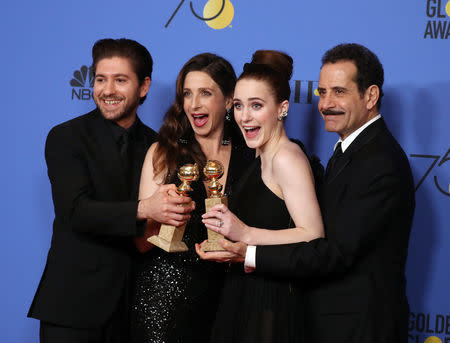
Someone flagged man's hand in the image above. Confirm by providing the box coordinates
[137,184,195,226]
[195,239,247,264]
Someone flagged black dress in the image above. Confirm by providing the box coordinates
[130,137,253,343]
[211,156,305,343]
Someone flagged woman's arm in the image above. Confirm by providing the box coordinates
[202,143,324,245]
[134,143,194,253]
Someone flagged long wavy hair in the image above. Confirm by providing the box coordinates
[153,53,237,182]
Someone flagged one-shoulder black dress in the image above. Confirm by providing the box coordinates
[211,156,305,343]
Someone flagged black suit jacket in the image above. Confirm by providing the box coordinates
[256,119,415,343]
[28,109,157,328]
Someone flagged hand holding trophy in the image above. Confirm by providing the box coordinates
[148,163,199,252]
[201,160,227,251]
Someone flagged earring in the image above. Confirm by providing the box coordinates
[225,108,231,122]
[222,108,232,145]
[277,110,288,121]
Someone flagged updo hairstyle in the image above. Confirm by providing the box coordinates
[239,50,293,103]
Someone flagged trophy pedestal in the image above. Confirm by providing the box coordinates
[148,223,188,252]
[201,197,228,251]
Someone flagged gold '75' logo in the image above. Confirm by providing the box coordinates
[410,148,450,196]
[165,0,234,30]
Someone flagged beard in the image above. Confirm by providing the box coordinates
[94,94,140,123]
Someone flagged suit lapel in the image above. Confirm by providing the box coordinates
[129,118,150,199]
[90,110,129,197]
[326,118,387,185]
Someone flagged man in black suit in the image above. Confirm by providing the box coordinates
[28,38,193,343]
[213,43,415,342]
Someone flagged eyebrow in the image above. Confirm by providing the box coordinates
[183,87,214,91]
[317,86,348,91]
[233,97,265,102]
[95,73,130,78]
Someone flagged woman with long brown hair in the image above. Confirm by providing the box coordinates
[130,53,253,343]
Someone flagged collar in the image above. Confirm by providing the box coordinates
[333,114,381,152]
[106,117,140,143]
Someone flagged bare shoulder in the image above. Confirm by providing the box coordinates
[273,140,309,168]
[145,142,159,159]
[272,141,312,185]
[141,142,166,190]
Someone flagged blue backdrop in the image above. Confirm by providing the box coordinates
[3,0,449,342]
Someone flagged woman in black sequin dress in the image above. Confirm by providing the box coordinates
[130,53,253,343]
[197,51,324,342]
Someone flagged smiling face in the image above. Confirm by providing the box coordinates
[93,56,150,128]
[317,61,376,140]
[182,71,231,139]
[233,78,287,151]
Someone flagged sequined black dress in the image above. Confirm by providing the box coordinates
[210,156,305,343]
[130,140,253,343]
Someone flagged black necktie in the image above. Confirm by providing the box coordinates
[119,131,130,173]
[325,142,343,181]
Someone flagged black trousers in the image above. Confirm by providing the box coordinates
[40,293,129,343]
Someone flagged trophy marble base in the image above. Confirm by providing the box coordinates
[147,223,188,252]
[201,196,228,252]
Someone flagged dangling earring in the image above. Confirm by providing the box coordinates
[222,108,232,145]
[225,108,232,122]
[178,126,194,145]
[277,110,288,121]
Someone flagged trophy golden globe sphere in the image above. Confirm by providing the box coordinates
[177,163,199,195]
[201,160,228,251]
[204,160,224,198]
[203,160,224,180]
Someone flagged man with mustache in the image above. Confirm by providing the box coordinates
[28,38,193,343]
[216,43,415,342]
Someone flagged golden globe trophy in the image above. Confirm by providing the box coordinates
[201,160,227,251]
[147,163,199,252]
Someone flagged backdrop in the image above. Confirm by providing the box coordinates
[2,0,449,342]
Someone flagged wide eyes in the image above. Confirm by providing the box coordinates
[233,102,263,110]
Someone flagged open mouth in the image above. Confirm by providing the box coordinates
[104,100,121,105]
[243,126,260,138]
[102,98,123,108]
[192,114,209,127]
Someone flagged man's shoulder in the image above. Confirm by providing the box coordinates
[51,109,99,130]
[46,109,100,148]
[351,124,412,180]
[138,120,158,141]
[137,117,158,146]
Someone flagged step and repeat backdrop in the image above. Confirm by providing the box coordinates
[3,0,449,342]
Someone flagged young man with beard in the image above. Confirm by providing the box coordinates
[28,38,194,343]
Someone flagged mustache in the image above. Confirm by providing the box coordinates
[322,109,345,115]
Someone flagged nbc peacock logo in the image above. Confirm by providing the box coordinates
[70,65,94,100]
[166,0,234,30]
